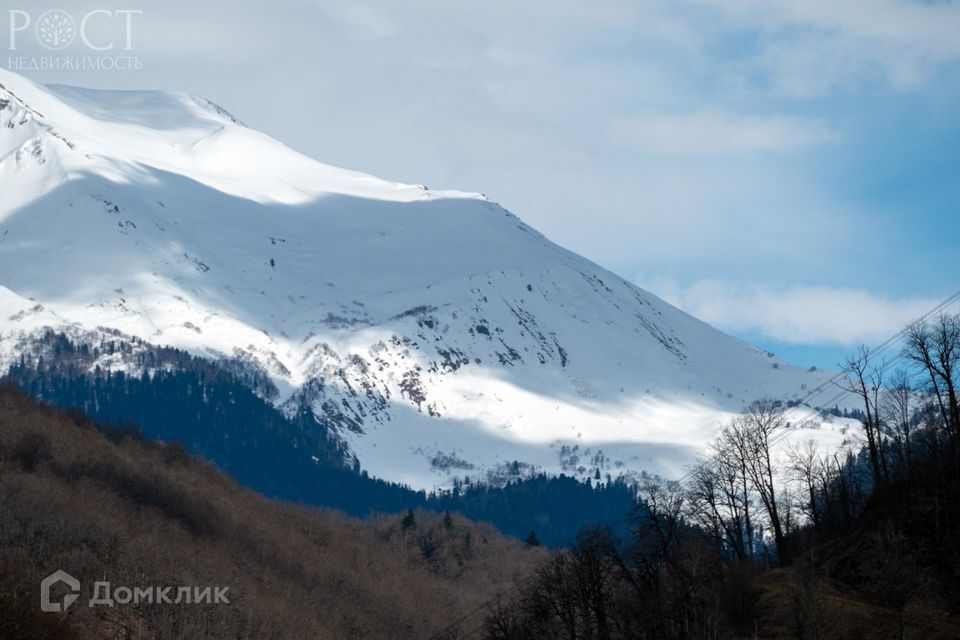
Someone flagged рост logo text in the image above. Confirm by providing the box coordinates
[9,9,141,51]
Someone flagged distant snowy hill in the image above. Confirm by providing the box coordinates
[0,69,850,489]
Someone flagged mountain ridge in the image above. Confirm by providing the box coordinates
[0,68,845,489]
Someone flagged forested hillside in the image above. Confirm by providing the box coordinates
[5,331,639,546]
[483,314,960,639]
[0,382,541,639]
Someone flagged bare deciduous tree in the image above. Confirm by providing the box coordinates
[881,369,914,474]
[687,438,755,563]
[786,439,823,530]
[905,314,960,449]
[737,400,790,565]
[840,346,888,486]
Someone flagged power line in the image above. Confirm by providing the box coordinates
[761,289,960,451]
[426,288,960,640]
[672,287,960,487]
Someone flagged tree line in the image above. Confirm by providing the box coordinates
[486,313,960,639]
[4,331,638,546]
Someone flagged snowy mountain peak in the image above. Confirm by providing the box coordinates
[0,69,841,489]
[0,68,483,208]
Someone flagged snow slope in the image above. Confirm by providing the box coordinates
[0,69,852,489]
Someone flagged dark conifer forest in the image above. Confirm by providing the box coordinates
[4,331,638,546]
[3,316,960,637]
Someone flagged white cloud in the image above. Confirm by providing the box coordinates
[710,0,960,56]
[610,111,836,156]
[9,0,954,352]
[641,278,945,346]
[694,0,960,95]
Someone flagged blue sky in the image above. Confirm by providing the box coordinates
[6,0,960,370]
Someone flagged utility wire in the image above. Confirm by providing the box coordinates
[673,287,960,487]
[427,288,960,640]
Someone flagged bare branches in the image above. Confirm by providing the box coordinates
[786,440,823,529]
[840,346,889,486]
[881,369,914,473]
[905,314,960,446]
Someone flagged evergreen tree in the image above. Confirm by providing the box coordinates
[525,529,540,547]
[402,508,417,530]
[4,331,645,547]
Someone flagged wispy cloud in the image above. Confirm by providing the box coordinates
[695,0,960,95]
[641,278,944,346]
[13,0,956,363]
[610,111,836,156]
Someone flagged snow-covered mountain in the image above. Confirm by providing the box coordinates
[0,69,845,489]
